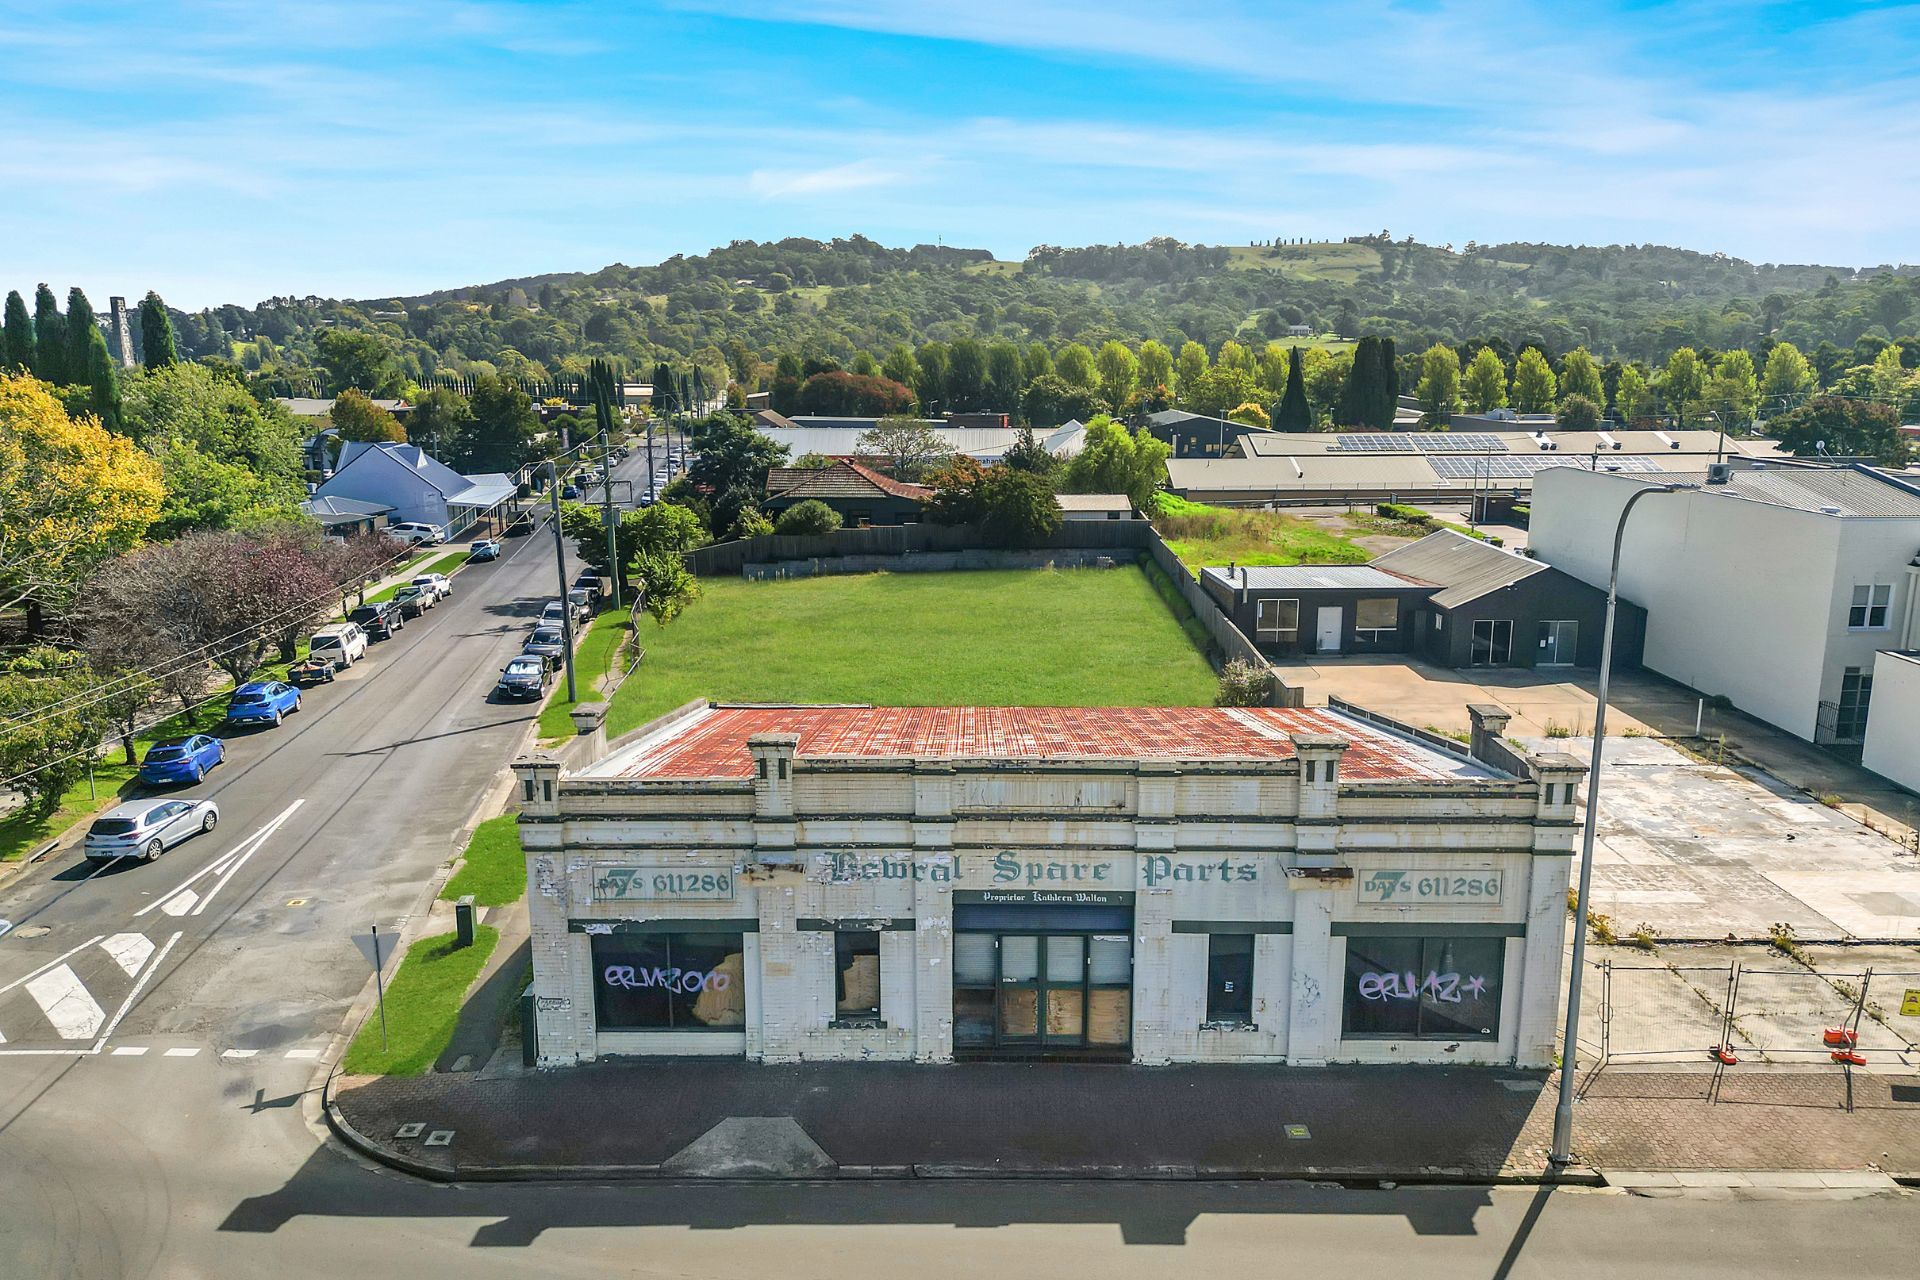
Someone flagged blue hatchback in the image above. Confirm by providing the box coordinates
[225,680,301,727]
[138,734,225,785]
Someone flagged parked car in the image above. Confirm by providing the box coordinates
[538,599,570,627]
[572,572,605,607]
[85,798,220,861]
[306,622,367,669]
[504,512,535,537]
[560,485,581,500]
[392,585,433,617]
[349,602,404,639]
[524,626,567,660]
[469,538,501,562]
[495,655,552,701]
[289,655,339,686]
[566,588,595,621]
[137,735,224,786]
[411,572,452,601]
[225,680,301,726]
[388,521,444,545]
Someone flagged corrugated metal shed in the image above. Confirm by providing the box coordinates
[1371,530,1548,608]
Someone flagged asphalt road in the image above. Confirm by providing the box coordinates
[1,457,1914,1277]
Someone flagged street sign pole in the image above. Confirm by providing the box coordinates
[371,924,389,1050]
[548,463,578,701]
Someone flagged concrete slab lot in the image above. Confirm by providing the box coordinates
[1535,735,1920,943]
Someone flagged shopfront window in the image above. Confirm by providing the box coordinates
[591,932,746,1030]
[1341,935,1503,1041]
[1205,933,1255,1024]
[834,931,881,1022]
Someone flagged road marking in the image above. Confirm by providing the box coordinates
[221,1048,258,1059]
[162,1046,200,1057]
[193,799,304,917]
[135,799,304,919]
[100,933,155,977]
[110,1045,148,1056]
[284,1047,322,1060]
[25,965,107,1039]
[89,931,181,1051]
[0,935,107,997]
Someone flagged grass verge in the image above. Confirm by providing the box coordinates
[440,814,525,907]
[341,925,500,1076]
[0,646,309,863]
[538,607,634,739]
[605,567,1216,739]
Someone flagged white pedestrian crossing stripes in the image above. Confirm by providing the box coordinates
[100,933,155,977]
[25,965,107,1039]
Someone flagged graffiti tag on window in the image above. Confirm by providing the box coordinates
[602,964,732,995]
[1354,970,1489,1004]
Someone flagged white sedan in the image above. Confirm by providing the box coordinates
[84,798,220,861]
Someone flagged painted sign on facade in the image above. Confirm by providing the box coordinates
[1356,869,1503,905]
[824,853,952,884]
[591,865,735,902]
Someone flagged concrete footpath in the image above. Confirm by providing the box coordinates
[328,1058,1920,1185]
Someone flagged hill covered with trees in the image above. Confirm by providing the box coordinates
[142,234,1919,415]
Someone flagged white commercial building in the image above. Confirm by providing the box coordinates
[1863,649,1920,794]
[309,442,518,536]
[517,701,1584,1069]
[1531,463,1920,748]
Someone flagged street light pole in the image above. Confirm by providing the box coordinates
[1550,481,1695,1169]
[546,461,578,702]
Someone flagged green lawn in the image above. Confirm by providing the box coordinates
[420,549,471,576]
[341,925,500,1076]
[538,607,634,739]
[1152,497,1369,570]
[440,814,525,907]
[604,567,1217,739]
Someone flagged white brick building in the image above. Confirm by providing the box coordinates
[517,701,1584,1068]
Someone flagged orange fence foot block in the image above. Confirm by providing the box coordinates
[1831,1049,1867,1066]
[1823,1027,1859,1048]
[1710,1045,1739,1065]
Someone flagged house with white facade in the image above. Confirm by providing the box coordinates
[308,442,519,536]
[516,700,1583,1069]
[1530,462,1920,750]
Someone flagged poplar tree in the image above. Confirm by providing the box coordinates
[66,288,101,383]
[1273,346,1312,429]
[138,291,178,367]
[1337,336,1381,426]
[83,323,122,431]
[33,284,66,385]
[1369,336,1398,427]
[2,291,32,371]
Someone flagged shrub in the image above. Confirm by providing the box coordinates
[730,507,774,540]
[1214,658,1272,707]
[1375,502,1433,525]
[977,467,1062,548]
[773,499,842,536]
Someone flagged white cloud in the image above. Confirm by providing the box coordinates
[748,158,911,199]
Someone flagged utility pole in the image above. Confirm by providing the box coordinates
[546,462,577,702]
[598,428,622,610]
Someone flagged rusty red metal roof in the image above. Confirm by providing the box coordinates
[591,705,1494,783]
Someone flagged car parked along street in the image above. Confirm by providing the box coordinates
[85,798,220,861]
[495,655,552,701]
[225,680,301,727]
[137,735,225,786]
[348,602,404,639]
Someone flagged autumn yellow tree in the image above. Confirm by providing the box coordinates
[0,373,163,625]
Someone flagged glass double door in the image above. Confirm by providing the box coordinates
[954,931,1132,1054]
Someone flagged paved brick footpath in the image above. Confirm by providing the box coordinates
[331,1060,1920,1181]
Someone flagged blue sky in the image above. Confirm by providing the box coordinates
[3,1,1916,308]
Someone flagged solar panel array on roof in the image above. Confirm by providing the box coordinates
[1332,433,1416,451]
[1427,454,1670,480]
[1412,433,1508,454]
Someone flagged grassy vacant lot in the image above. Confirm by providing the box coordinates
[538,607,634,739]
[440,814,525,907]
[342,925,500,1076]
[1152,494,1369,570]
[605,567,1217,739]
[1224,241,1381,283]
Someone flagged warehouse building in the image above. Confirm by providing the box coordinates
[518,701,1583,1069]
[1166,428,1788,508]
